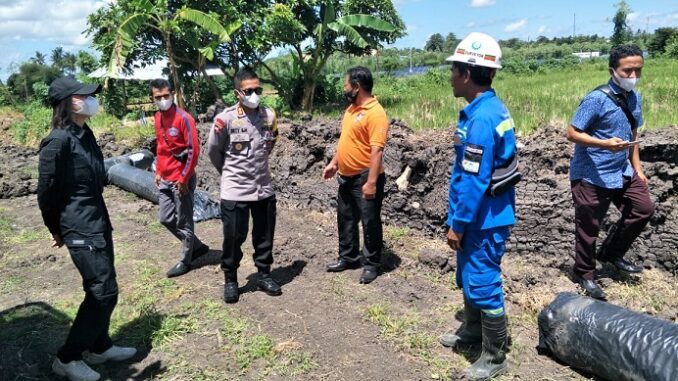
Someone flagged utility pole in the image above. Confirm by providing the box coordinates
[573,13,576,38]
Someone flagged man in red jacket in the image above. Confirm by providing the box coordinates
[151,78,209,278]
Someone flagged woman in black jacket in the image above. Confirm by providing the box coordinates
[38,77,135,381]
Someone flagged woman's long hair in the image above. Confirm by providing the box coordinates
[51,97,73,130]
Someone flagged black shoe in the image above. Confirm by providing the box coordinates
[191,244,210,262]
[575,275,606,300]
[223,281,239,303]
[610,258,643,273]
[258,275,282,296]
[326,259,361,272]
[359,267,379,284]
[166,262,190,278]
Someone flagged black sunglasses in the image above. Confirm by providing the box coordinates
[239,87,263,96]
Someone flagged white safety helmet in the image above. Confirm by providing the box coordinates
[445,32,502,69]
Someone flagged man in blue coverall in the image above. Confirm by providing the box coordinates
[438,32,516,381]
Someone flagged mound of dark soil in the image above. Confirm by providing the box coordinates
[3,111,676,273]
[195,116,678,273]
[0,145,39,199]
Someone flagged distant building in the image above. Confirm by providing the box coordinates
[572,51,601,59]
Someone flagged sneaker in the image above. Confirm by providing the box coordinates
[52,358,100,381]
[83,345,137,364]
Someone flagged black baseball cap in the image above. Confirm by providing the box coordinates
[48,77,102,106]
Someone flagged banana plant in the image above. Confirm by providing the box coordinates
[299,2,397,111]
[107,0,240,108]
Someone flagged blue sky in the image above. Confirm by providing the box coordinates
[0,0,677,81]
[391,0,678,48]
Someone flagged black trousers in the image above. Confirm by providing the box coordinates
[220,196,276,277]
[336,172,386,269]
[57,229,118,363]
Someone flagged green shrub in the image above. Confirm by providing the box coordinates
[0,86,14,106]
[10,101,52,145]
[31,82,50,105]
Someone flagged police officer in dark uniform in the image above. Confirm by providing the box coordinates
[38,77,135,381]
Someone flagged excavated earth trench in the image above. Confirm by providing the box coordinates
[1,112,676,273]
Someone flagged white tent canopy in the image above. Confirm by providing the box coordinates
[88,59,224,80]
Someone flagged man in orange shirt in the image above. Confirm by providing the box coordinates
[322,66,389,284]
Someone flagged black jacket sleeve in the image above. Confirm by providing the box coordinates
[37,136,67,236]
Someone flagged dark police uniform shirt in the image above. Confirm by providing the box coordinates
[37,123,111,237]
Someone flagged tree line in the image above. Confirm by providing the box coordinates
[1,0,677,115]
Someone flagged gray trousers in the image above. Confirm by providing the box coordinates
[158,175,204,264]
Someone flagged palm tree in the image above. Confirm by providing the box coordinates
[31,52,47,66]
[107,0,240,108]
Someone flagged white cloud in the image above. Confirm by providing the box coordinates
[466,21,477,28]
[537,25,547,34]
[627,12,640,22]
[505,19,528,32]
[470,0,496,8]
[407,24,418,32]
[0,0,110,46]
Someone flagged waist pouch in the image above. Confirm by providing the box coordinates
[488,155,522,196]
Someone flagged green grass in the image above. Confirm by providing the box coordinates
[6,100,153,147]
[0,302,72,344]
[364,303,464,380]
[0,209,13,244]
[385,225,410,241]
[371,58,678,135]
[0,274,24,292]
[0,209,45,247]
[175,299,318,377]
[235,335,274,371]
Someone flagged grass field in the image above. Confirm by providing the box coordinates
[4,58,676,146]
[372,58,678,135]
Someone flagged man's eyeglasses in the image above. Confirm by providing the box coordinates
[239,87,263,96]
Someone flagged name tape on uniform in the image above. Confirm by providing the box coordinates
[462,144,484,174]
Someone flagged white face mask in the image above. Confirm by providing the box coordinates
[241,93,260,109]
[612,70,640,92]
[156,98,173,111]
[73,96,99,116]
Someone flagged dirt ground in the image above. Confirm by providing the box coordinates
[1,185,677,381]
[1,116,677,380]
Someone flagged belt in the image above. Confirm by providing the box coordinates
[339,169,370,180]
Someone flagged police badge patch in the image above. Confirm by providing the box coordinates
[230,133,250,155]
[462,144,484,174]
